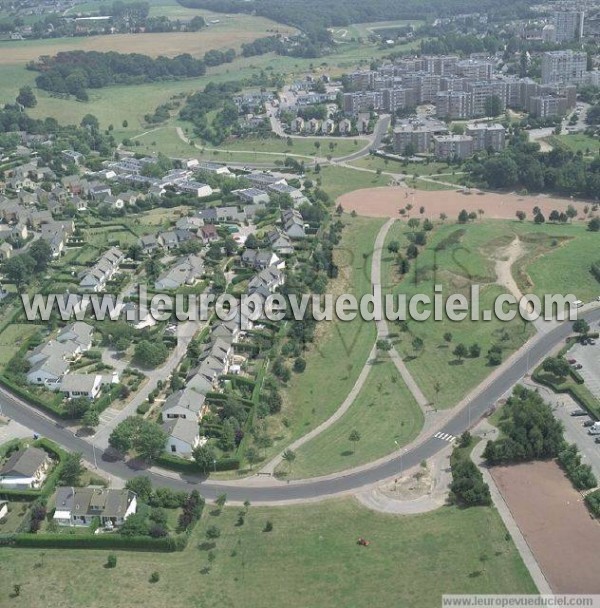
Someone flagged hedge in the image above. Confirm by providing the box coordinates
[585,489,600,518]
[0,533,187,551]
[156,453,240,473]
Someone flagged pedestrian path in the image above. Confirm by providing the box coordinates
[433,432,455,443]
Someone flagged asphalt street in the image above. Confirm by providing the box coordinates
[2,308,599,503]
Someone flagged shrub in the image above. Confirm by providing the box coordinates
[263,520,273,532]
[106,554,117,568]
[149,571,160,583]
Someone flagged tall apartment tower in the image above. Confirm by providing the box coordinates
[541,50,587,85]
[553,11,584,42]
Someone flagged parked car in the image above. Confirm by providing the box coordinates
[589,427,600,435]
[595,437,600,444]
[573,363,583,370]
[589,339,596,345]
[568,358,577,364]
[571,410,588,416]
[583,419,595,427]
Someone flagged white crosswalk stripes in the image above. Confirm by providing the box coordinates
[433,431,456,443]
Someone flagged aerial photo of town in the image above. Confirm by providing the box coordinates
[0,0,599,605]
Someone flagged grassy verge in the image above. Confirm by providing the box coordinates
[0,498,536,607]
[260,216,382,464]
[285,355,423,479]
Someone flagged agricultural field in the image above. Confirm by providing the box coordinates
[0,498,536,608]
[260,216,382,465]
[286,356,423,479]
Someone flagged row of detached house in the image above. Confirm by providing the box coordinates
[25,321,118,398]
[161,252,287,458]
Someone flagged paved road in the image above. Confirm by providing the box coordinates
[3,309,600,503]
[334,115,391,163]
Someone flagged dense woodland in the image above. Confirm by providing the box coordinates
[29,51,209,100]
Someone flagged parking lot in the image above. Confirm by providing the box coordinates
[569,339,600,400]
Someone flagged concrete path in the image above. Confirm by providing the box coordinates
[472,423,553,594]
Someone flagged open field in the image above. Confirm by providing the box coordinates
[337,185,596,220]
[262,217,382,464]
[317,165,391,199]
[350,157,451,176]
[0,16,295,64]
[0,323,41,368]
[382,219,534,408]
[547,132,600,155]
[287,356,423,479]
[491,460,600,593]
[0,499,536,608]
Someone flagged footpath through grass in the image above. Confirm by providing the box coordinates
[0,499,537,608]
[286,355,424,479]
[261,216,382,464]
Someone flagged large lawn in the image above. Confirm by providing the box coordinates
[261,216,382,464]
[287,355,424,479]
[0,323,41,368]
[0,499,536,607]
[547,133,600,155]
[382,220,534,408]
[317,165,391,200]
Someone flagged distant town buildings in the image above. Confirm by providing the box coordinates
[541,50,588,85]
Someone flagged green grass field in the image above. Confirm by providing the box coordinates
[317,165,391,200]
[0,323,41,368]
[350,157,451,176]
[547,133,600,155]
[286,355,424,479]
[0,499,536,607]
[262,216,382,464]
[382,220,534,408]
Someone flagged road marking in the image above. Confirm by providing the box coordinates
[434,432,455,442]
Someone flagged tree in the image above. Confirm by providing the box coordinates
[387,240,400,254]
[205,524,221,540]
[573,319,590,339]
[17,86,37,108]
[133,340,169,368]
[282,449,296,472]
[193,444,216,473]
[293,357,306,373]
[376,339,392,354]
[215,493,227,511]
[516,210,526,222]
[542,357,570,379]
[588,217,600,232]
[81,114,99,130]
[458,431,472,448]
[469,343,481,358]
[534,211,545,224]
[28,239,53,273]
[59,452,84,485]
[453,343,468,362]
[457,209,469,224]
[566,205,578,222]
[106,554,117,568]
[3,255,34,287]
[349,429,361,452]
[484,95,502,117]
[82,408,99,429]
[443,332,452,344]
[125,476,153,502]
[119,513,149,537]
[412,336,424,355]
[137,423,167,461]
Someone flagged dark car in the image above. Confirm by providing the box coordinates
[571,410,588,416]
[573,363,583,370]
[583,419,595,427]
[595,437,600,444]
[568,358,577,364]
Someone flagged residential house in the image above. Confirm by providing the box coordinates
[59,374,102,400]
[267,229,294,255]
[177,181,213,198]
[233,188,270,205]
[248,266,285,295]
[245,172,287,189]
[57,322,94,351]
[268,183,307,205]
[162,418,201,457]
[281,208,306,238]
[241,249,284,270]
[53,487,137,527]
[199,225,219,244]
[158,230,179,250]
[0,447,51,489]
[162,388,207,421]
[139,234,160,255]
[27,340,80,366]
[154,254,205,290]
[26,355,69,387]
[197,161,230,175]
[79,247,124,291]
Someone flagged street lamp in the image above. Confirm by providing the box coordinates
[213,458,217,473]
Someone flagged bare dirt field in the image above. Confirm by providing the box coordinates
[338,186,587,220]
[491,460,600,594]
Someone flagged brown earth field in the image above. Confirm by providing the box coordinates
[491,460,600,594]
[338,186,590,220]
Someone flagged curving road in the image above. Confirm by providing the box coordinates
[2,307,599,503]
